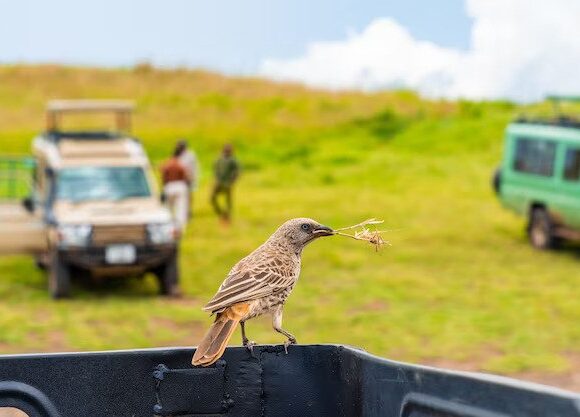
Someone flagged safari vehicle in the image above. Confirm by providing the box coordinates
[0,100,180,298]
[494,96,580,249]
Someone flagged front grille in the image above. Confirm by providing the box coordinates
[92,225,146,245]
[61,245,174,269]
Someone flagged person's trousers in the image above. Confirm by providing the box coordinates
[164,180,188,231]
[211,184,232,219]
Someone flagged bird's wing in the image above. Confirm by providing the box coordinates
[203,259,295,313]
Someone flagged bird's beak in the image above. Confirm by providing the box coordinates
[313,225,334,237]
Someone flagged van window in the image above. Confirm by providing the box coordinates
[513,138,556,177]
[56,166,151,202]
[564,148,580,181]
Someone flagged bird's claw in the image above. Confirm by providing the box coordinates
[244,340,257,357]
[283,338,297,354]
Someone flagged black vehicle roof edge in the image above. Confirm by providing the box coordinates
[1,344,578,399]
[510,116,580,129]
[41,130,126,142]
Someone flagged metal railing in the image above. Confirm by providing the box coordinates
[0,156,35,200]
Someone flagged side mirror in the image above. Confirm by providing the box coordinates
[160,192,167,204]
[22,196,35,213]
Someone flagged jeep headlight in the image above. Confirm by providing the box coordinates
[57,224,92,247]
[147,223,175,244]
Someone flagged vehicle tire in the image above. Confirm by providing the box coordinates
[492,167,502,194]
[34,254,48,271]
[528,207,559,250]
[155,251,181,297]
[48,250,71,299]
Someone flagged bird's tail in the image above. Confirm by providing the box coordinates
[192,303,250,366]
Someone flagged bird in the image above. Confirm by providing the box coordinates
[191,218,334,366]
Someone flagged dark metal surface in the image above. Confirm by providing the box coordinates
[0,344,578,417]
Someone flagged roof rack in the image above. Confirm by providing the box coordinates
[546,95,580,119]
[47,99,134,113]
[514,116,580,129]
[513,95,580,129]
[46,99,134,133]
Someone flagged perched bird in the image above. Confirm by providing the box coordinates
[192,218,333,366]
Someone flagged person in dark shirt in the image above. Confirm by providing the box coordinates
[211,143,240,222]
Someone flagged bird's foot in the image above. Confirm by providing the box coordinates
[283,338,297,355]
[244,340,257,357]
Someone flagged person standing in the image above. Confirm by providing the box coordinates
[211,143,240,223]
[161,147,190,232]
[176,139,199,218]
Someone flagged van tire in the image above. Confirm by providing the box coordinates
[528,207,559,250]
[155,251,181,297]
[49,250,71,299]
[492,167,502,194]
[34,255,48,271]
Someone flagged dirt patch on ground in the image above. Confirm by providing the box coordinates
[43,330,70,352]
[514,369,580,393]
[158,296,202,308]
[362,299,389,311]
[0,330,70,354]
[348,298,389,315]
[514,352,580,393]
[0,342,13,353]
[149,316,207,346]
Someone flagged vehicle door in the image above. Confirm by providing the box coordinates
[553,145,580,228]
[0,156,47,255]
[504,136,558,213]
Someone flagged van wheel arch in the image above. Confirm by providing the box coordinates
[527,205,560,250]
[153,250,181,297]
[48,249,71,299]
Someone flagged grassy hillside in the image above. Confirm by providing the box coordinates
[0,65,578,390]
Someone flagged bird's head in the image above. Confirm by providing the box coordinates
[273,217,334,252]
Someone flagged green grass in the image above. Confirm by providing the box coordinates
[0,66,578,384]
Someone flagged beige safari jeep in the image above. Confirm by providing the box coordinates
[0,100,180,298]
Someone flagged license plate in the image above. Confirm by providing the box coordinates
[105,244,136,264]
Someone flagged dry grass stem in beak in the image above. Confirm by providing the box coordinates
[332,218,390,251]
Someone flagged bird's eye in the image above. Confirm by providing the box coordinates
[301,223,310,231]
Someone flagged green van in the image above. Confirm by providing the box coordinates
[495,105,580,249]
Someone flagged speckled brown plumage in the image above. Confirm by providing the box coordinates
[192,218,333,366]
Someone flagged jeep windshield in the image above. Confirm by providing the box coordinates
[56,166,151,202]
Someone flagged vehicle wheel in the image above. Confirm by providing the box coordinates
[528,207,559,250]
[492,167,502,194]
[155,251,181,297]
[49,250,71,299]
[34,253,49,271]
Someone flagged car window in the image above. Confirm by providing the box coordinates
[513,138,556,177]
[564,148,580,181]
[56,166,151,202]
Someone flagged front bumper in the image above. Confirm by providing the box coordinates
[59,243,176,271]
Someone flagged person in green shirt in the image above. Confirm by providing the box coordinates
[211,143,240,222]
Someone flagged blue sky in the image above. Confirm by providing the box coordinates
[0,0,470,74]
[2,0,578,100]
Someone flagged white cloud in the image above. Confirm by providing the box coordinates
[259,0,580,101]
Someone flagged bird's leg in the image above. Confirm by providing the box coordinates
[240,321,249,345]
[272,306,297,354]
[240,321,256,356]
